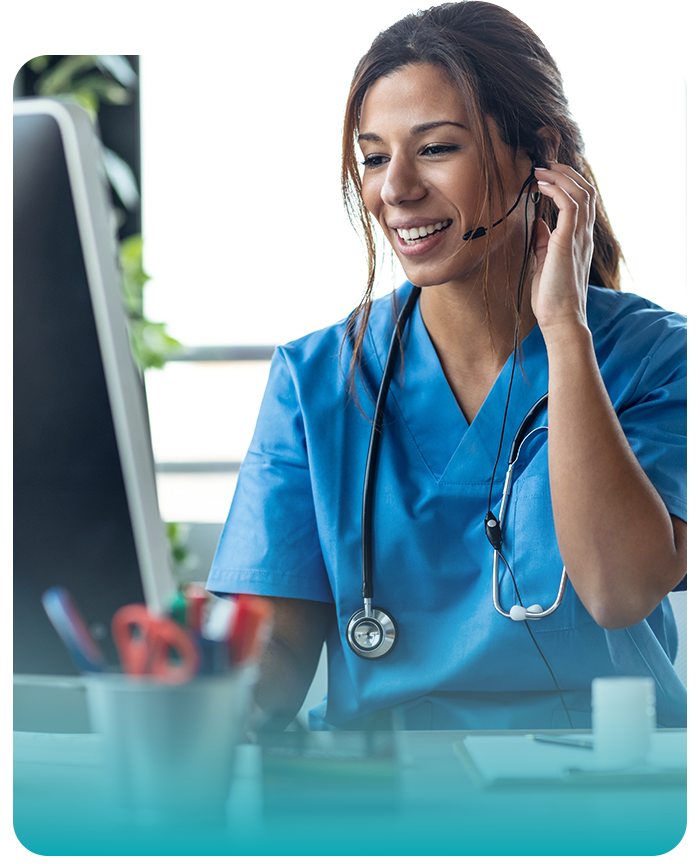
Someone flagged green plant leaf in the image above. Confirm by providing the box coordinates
[72,73,132,105]
[165,522,196,580]
[102,147,140,210]
[28,55,51,73]
[35,55,96,95]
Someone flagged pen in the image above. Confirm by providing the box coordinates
[41,587,106,673]
[200,596,237,673]
[527,734,593,749]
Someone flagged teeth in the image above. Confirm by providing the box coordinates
[397,220,451,242]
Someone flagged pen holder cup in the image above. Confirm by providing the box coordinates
[85,667,256,828]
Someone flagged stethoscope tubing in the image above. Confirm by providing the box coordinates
[361,284,422,601]
[492,398,569,619]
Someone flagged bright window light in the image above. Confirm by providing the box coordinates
[141,0,686,348]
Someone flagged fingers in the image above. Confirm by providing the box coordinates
[535,162,596,200]
[533,162,596,237]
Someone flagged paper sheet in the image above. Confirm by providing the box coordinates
[459,731,686,786]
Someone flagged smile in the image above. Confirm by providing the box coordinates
[396,220,452,244]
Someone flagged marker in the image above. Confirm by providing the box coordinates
[228,596,273,666]
[168,591,188,626]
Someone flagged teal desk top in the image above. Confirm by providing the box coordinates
[14,729,687,857]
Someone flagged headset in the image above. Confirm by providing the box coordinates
[346,157,567,660]
[462,169,537,241]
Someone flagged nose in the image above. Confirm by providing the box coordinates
[380,155,426,207]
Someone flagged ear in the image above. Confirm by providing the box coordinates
[532,126,561,164]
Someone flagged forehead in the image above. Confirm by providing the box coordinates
[359,63,468,134]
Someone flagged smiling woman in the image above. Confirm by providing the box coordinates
[342,20,623,399]
[358,67,531,283]
[206,1,687,735]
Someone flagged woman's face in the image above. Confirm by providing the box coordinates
[358,63,532,290]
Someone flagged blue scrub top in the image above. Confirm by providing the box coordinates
[207,283,687,730]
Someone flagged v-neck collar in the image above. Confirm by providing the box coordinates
[367,284,549,483]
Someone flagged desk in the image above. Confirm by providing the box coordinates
[14,729,686,856]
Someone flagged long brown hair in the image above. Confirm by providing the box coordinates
[341,1,622,391]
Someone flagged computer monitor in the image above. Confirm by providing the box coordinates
[13,98,175,677]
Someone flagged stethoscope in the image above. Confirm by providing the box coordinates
[486,392,568,621]
[346,284,568,659]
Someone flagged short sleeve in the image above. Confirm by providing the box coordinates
[615,319,687,523]
[206,348,334,603]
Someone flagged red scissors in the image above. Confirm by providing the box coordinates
[112,604,199,684]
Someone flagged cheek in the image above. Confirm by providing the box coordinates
[453,175,486,217]
[360,172,386,218]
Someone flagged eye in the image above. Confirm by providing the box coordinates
[360,154,389,169]
[421,144,459,157]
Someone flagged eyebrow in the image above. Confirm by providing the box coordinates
[358,120,467,142]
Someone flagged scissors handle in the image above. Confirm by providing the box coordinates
[112,604,199,684]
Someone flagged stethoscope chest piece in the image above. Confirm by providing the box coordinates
[346,606,397,659]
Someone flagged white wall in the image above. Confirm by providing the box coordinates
[140,0,689,351]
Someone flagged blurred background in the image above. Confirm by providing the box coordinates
[12,0,689,583]
[140,54,686,522]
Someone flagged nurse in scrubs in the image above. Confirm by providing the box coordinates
[207,1,687,731]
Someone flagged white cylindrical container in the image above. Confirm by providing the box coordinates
[592,676,656,769]
[85,666,255,828]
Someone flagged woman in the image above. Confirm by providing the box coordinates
[207,2,686,731]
